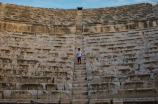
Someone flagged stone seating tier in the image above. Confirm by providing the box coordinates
[0,2,158,103]
[83,26,158,100]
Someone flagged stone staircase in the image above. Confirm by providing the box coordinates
[72,34,89,104]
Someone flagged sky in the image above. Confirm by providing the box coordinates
[0,0,149,9]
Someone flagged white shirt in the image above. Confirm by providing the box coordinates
[77,51,82,57]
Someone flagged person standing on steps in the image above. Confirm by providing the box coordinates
[76,48,82,64]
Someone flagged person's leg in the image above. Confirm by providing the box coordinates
[79,57,81,64]
[77,57,79,64]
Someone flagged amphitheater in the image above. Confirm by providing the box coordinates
[0,1,158,104]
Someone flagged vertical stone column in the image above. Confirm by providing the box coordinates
[76,7,83,35]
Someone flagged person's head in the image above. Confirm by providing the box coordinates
[78,48,80,51]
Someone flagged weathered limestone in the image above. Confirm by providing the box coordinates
[84,27,158,100]
[0,31,75,103]
[0,2,158,104]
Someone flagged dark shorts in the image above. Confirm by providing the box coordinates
[77,57,81,62]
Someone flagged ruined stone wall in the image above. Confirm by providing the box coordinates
[2,3,76,26]
[0,3,157,34]
[82,3,154,24]
[83,19,158,33]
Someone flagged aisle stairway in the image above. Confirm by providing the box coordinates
[72,35,89,104]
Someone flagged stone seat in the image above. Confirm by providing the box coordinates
[1,90,72,99]
[16,102,30,104]
[74,66,86,70]
[89,99,110,104]
[0,82,16,90]
[74,69,86,73]
[0,57,12,61]
[19,83,44,90]
[74,74,86,78]
[72,91,88,95]
[74,64,86,67]
[72,99,89,104]
[73,95,88,99]
[0,102,17,104]
[74,77,87,80]
[74,62,86,65]
[74,72,87,76]
[72,83,88,87]
[0,68,13,75]
[0,76,53,83]
[0,99,61,104]
[73,80,87,83]
[72,86,88,91]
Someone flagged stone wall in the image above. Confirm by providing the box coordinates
[0,3,157,34]
[83,19,158,33]
[0,21,76,34]
[0,3,155,26]
[2,3,76,26]
[82,3,154,24]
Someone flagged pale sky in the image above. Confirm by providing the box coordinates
[0,0,150,9]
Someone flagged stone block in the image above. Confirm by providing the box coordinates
[60,91,72,99]
[49,91,61,99]
[46,84,57,90]
[57,84,65,90]
[65,84,72,91]
[3,90,11,99]
[38,91,50,99]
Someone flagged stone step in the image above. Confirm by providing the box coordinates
[74,70,86,72]
[73,91,88,95]
[75,58,86,64]
[17,102,30,104]
[75,57,86,59]
[72,86,88,91]
[73,80,87,83]
[73,77,87,81]
[74,64,85,67]
[73,74,87,77]
[72,83,88,87]
[74,72,87,75]
[0,102,17,104]
[72,99,89,104]
[73,72,87,75]
[73,75,87,78]
[73,95,88,99]
[75,59,86,61]
[75,57,85,59]
[74,63,86,65]
[74,69,86,72]
[74,67,86,70]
